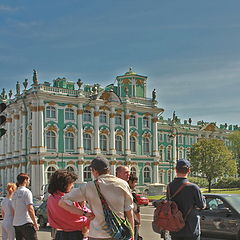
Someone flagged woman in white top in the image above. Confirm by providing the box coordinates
[1,183,17,240]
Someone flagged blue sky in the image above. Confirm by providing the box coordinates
[1,0,240,125]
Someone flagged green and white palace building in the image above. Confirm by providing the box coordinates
[0,69,237,197]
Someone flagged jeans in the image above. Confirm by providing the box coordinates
[55,230,83,240]
[14,223,38,240]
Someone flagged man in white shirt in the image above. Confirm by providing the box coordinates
[12,173,39,240]
[59,156,134,240]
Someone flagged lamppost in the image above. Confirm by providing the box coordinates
[169,111,179,178]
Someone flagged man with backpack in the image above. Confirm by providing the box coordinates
[167,159,206,240]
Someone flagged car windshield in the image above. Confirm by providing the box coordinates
[224,195,240,213]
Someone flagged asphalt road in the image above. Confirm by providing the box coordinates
[0,205,228,240]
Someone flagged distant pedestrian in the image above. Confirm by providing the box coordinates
[59,156,134,240]
[168,159,206,240]
[47,169,94,240]
[1,182,17,240]
[116,165,130,181]
[128,174,142,240]
[12,173,39,240]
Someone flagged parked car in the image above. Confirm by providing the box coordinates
[198,193,240,240]
[135,194,149,206]
[33,198,43,212]
[35,200,48,228]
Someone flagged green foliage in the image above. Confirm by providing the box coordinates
[213,177,240,188]
[189,138,237,192]
[188,177,208,188]
[228,130,240,173]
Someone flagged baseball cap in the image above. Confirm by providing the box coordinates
[176,159,190,169]
[90,156,109,172]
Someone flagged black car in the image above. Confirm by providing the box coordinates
[199,193,240,240]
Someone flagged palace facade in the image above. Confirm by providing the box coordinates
[0,69,236,197]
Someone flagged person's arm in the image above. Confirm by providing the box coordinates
[194,187,206,209]
[27,204,39,231]
[125,209,134,239]
[1,208,5,218]
[58,199,95,220]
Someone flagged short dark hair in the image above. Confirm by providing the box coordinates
[48,170,78,194]
[128,173,138,183]
[176,166,190,174]
[17,173,29,185]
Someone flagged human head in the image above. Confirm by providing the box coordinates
[48,170,78,194]
[176,159,190,175]
[6,182,17,194]
[90,156,110,175]
[128,174,138,190]
[116,165,130,181]
[16,173,30,187]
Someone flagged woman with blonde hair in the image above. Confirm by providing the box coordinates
[1,182,17,240]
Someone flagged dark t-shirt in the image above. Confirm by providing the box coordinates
[168,177,206,238]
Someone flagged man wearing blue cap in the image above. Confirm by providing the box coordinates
[168,159,206,240]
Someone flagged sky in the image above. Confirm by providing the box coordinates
[1,0,240,126]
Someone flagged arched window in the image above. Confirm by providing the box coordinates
[83,133,91,151]
[46,131,56,150]
[167,146,171,161]
[99,112,107,123]
[159,170,164,183]
[100,135,107,152]
[179,149,183,159]
[46,106,56,119]
[65,108,74,120]
[129,115,136,126]
[130,136,136,153]
[115,114,122,125]
[46,166,56,182]
[65,132,74,151]
[66,166,74,172]
[83,166,92,182]
[143,166,151,183]
[83,110,91,122]
[143,137,150,154]
[143,116,149,128]
[115,135,123,152]
[130,167,137,176]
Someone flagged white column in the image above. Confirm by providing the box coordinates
[152,115,159,157]
[78,163,84,182]
[0,137,3,160]
[153,162,159,183]
[94,106,100,154]
[77,104,84,154]
[109,107,116,154]
[31,164,37,196]
[125,109,130,155]
[21,111,27,155]
[34,162,45,197]
[6,115,12,157]
[0,168,4,193]
[38,104,45,153]
[31,105,38,152]
[14,113,20,156]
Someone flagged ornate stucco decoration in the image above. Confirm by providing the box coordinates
[145,162,150,166]
[144,112,151,117]
[116,130,124,136]
[109,113,115,118]
[100,128,109,135]
[65,126,76,133]
[152,117,158,123]
[130,131,138,137]
[116,109,123,114]
[122,78,130,84]
[77,109,83,115]
[100,106,110,111]
[85,105,92,111]
[84,127,94,134]
[143,132,151,138]
[67,104,73,108]
[67,161,75,165]
[136,79,144,85]
[48,102,56,106]
[48,161,56,165]
[46,125,58,132]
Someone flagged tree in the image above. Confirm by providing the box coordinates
[189,138,237,193]
[228,130,240,174]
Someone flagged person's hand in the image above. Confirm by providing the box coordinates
[33,222,39,231]
[85,212,95,220]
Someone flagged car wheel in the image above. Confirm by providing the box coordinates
[39,216,47,228]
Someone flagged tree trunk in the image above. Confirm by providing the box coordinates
[208,179,211,193]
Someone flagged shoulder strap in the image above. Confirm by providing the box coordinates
[94,180,110,210]
[168,182,191,200]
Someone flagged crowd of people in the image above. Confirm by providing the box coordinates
[1,157,205,240]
